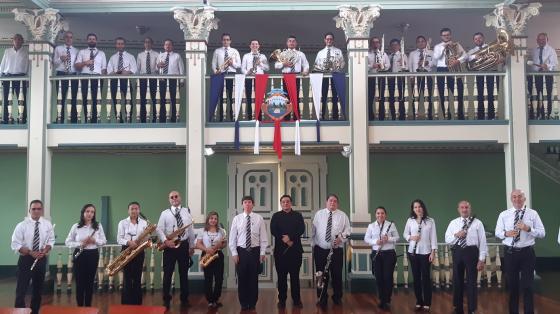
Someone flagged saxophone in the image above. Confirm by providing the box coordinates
[156,222,193,251]
[216,56,234,74]
[200,227,227,268]
[106,222,157,276]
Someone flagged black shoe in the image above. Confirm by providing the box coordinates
[277,301,286,309]
[381,303,391,311]
[316,300,327,309]
[215,302,223,307]
[164,301,170,310]
[293,301,303,308]
[378,303,384,309]
[332,298,342,305]
[180,301,190,308]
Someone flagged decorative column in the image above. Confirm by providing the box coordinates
[484,2,541,206]
[13,8,66,218]
[173,6,219,223]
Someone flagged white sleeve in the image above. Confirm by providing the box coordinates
[403,219,411,241]
[430,219,438,251]
[477,221,488,261]
[117,220,127,245]
[228,216,239,256]
[65,224,80,248]
[95,224,107,246]
[444,221,455,244]
[364,224,375,246]
[10,223,24,253]
[259,218,268,256]
[495,212,506,240]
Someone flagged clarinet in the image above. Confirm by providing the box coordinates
[451,216,476,250]
[318,234,339,301]
[372,221,393,264]
[512,205,526,247]
[411,218,423,256]
[73,229,97,260]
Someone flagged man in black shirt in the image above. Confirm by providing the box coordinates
[270,194,305,309]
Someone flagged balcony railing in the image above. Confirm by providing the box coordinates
[0,76,29,125]
[368,72,506,121]
[526,71,560,120]
[50,75,185,125]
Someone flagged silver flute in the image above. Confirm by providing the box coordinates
[30,224,55,271]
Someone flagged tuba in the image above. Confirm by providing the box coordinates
[106,222,157,276]
[467,28,512,71]
[444,42,465,72]
[200,226,227,268]
[269,49,299,66]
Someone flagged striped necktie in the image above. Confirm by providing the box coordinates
[513,210,522,244]
[245,214,252,248]
[456,218,468,248]
[118,52,124,72]
[32,221,40,251]
[174,208,184,238]
[89,48,95,71]
[325,211,333,243]
[66,47,71,72]
[163,52,170,74]
[146,51,151,74]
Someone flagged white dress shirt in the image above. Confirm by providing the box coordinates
[156,206,195,247]
[311,208,351,250]
[367,50,390,73]
[53,45,79,73]
[137,50,159,75]
[433,41,467,68]
[558,226,560,245]
[117,217,149,246]
[0,47,29,75]
[228,211,268,256]
[388,51,408,72]
[495,207,546,248]
[241,52,269,75]
[198,229,226,248]
[444,217,488,260]
[156,51,184,75]
[364,220,399,251]
[11,217,55,254]
[274,49,310,73]
[212,47,241,73]
[65,223,107,249]
[530,45,558,71]
[75,47,107,74]
[466,44,488,63]
[107,51,138,74]
[314,46,345,72]
[403,217,438,255]
[408,49,434,72]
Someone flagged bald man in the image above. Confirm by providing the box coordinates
[495,190,545,314]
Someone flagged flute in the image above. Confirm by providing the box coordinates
[73,229,97,260]
[30,224,55,271]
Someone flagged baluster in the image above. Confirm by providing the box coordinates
[141,255,147,291]
[393,250,398,289]
[495,246,502,288]
[86,79,93,123]
[432,248,440,288]
[451,76,458,120]
[155,80,162,123]
[403,245,409,288]
[221,77,228,121]
[171,270,176,293]
[6,90,13,124]
[383,78,390,120]
[493,76,500,119]
[17,82,24,124]
[528,75,536,119]
[299,79,305,120]
[403,76,409,120]
[241,81,247,121]
[103,79,110,123]
[415,77,422,120]
[433,75,440,120]
[251,78,256,120]
[554,74,560,119]
[175,85,181,122]
[115,80,123,123]
[56,250,63,293]
[483,77,489,120]
[477,259,483,288]
[66,80,74,123]
[150,246,156,292]
[118,271,124,291]
[543,76,549,119]
[108,247,115,292]
[165,79,171,122]
[485,252,492,288]
[66,248,73,293]
[0,85,3,123]
[135,81,141,123]
[146,82,152,123]
[125,81,132,123]
[444,245,451,288]
[95,80,102,123]
[160,253,164,290]
[327,79,333,120]
[97,247,104,291]
[56,80,63,123]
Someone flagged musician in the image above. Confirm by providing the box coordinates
[211,33,241,122]
[117,201,148,305]
[528,33,558,119]
[408,35,434,119]
[495,189,545,314]
[311,193,350,309]
[156,39,184,122]
[387,38,408,120]
[274,35,310,114]
[433,28,467,119]
[196,211,226,308]
[156,190,196,310]
[444,201,487,314]
[467,32,497,120]
[11,200,55,314]
[75,33,107,123]
[107,37,138,123]
[229,195,268,311]
[314,32,345,120]
[403,199,437,311]
[65,203,107,307]
[241,39,269,120]
[364,206,399,311]
[137,37,159,123]
[367,36,390,120]
[53,31,79,123]
[1,33,28,124]
[270,194,305,309]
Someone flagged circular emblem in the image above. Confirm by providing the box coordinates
[262,88,293,121]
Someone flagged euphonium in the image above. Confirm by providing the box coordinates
[444,42,465,72]
[269,49,299,66]
[200,227,227,268]
[106,223,157,276]
[467,28,512,71]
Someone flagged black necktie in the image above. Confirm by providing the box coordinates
[89,48,95,71]
[32,221,40,251]
[118,52,124,72]
[245,214,252,248]
[325,211,333,242]
[164,52,170,74]
[390,53,395,72]
[66,47,71,72]
[146,51,151,74]
[418,49,424,70]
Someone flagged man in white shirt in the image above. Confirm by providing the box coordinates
[387,38,408,120]
[11,200,55,314]
[229,195,268,311]
[275,35,310,116]
[75,33,107,123]
[467,32,498,120]
[1,33,29,124]
[314,32,345,120]
[107,37,138,123]
[53,31,79,123]
[367,36,390,120]
[211,33,241,121]
[528,33,558,119]
[409,35,434,119]
[137,37,159,123]
[157,39,184,123]
[241,39,269,120]
[445,201,487,314]
[495,189,545,314]
[311,193,350,309]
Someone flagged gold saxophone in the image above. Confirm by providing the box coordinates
[200,227,227,268]
[444,42,465,72]
[156,222,193,251]
[106,223,157,276]
[467,28,512,71]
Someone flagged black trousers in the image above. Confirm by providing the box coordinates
[121,246,145,305]
[321,77,340,120]
[80,78,104,123]
[74,248,99,307]
[387,77,406,120]
[55,71,79,123]
[452,246,479,313]
[139,78,158,123]
[475,75,497,120]
[367,76,387,120]
[203,251,224,303]
[411,76,434,119]
[110,78,131,123]
[244,78,255,120]
[162,240,190,303]
[527,75,553,119]
[236,246,260,308]
[408,252,432,306]
[15,255,46,314]
[158,79,178,122]
[371,250,396,305]
[2,74,27,123]
[218,75,234,121]
[314,246,343,303]
[274,249,302,303]
[436,67,464,119]
[504,246,536,314]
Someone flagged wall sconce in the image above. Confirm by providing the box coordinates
[341,145,352,158]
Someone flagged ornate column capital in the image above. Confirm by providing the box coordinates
[12,8,67,44]
[483,1,541,36]
[172,6,219,42]
[334,4,382,40]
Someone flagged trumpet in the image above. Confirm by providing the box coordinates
[200,227,227,268]
[216,56,233,74]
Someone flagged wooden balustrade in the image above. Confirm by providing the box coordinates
[526,72,560,120]
[0,77,29,124]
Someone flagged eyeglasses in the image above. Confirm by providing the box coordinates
[31,207,43,211]
[170,195,179,199]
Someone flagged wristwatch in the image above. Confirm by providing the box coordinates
[527,226,531,233]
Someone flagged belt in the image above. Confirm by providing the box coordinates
[237,246,259,252]
[372,249,395,253]
[504,245,533,253]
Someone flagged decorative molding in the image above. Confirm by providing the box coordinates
[483,1,542,36]
[172,6,219,42]
[12,8,67,43]
[530,153,560,185]
[334,4,382,40]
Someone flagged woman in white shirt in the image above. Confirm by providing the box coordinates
[403,199,437,311]
[65,203,107,307]
[196,211,227,308]
[364,206,399,311]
